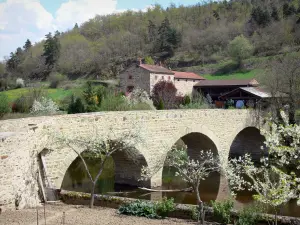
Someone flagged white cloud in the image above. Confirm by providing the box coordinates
[0,0,153,59]
[55,0,118,30]
[0,0,54,59]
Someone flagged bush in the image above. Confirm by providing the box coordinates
[211,199,234,224]
[151,80,178,109]
[0,93,11,118]
[49,72,66,88]
[179,92,209,109]
[118,198,175,219]
[12,88,46,113]
[126,88,155,110]
[236,203,264,225]
[155,197,175,218]
[30,97,59,115]
[67,96,85,114]
[16,78,25,88]
[118,200,158,219]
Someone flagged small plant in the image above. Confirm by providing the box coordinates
[0,93,11,118]
[211,199,234,224]
[16,78,25,88]
[155,197,175,218]
[236,203,264,225]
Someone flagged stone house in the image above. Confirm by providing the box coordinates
[119,62,205,96]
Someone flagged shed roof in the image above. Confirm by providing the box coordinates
[194,79,259,87]
[139,64,174,75]
[172,71,205,80]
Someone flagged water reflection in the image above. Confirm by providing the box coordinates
[61,156,300,217]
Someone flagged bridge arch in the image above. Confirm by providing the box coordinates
[47,145,150,190]
[161,125,223,203]
[229,126,266,161]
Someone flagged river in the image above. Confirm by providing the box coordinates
[61,156,300,217]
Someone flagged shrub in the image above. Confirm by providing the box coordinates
[211,199,234,224]
[13,89,46,113]
[16,78,25,88]
[155,197,175,218]
[179,92,209,109]
[127,87,155,110]
[151,80,178,109]
[67,96,85,114]
[118,198,175,219]
[0,93,11,118]
[236,203,264,225]
[118,200,158,219]
[183,95,191,105]
[49,72,66,88]
[30,97,59,115]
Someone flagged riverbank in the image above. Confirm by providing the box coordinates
[0,203,201,225]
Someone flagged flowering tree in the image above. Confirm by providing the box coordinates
[51,125,141,208]
[227,111,300,224]
[151,80,178,109]
[30,97,59,115]
[142,146,220,224]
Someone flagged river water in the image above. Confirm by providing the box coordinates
[61,157,300,217]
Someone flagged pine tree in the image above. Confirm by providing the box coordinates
[74,23,79,30]
[153,17,181,59]
[271,6,280,21]
[148,20,157,43]
[42,32,61,69]
[23,39,32,52]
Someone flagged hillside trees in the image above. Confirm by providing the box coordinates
[2,0,300,80]
[228,35,254,67]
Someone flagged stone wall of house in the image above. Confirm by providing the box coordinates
[175,79,199,96]
[119,65,150,93]
[0,110,260,210]
[149,73,175,94]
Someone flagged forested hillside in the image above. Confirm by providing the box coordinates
[1,0,300,81]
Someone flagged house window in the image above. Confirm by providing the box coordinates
[168,76,171,80]
[186,79,188,82]
[155,75,158,80]
[177,79,180,81]
[193,80,195,82]
[128,75,133,79]
[162,76,164,80]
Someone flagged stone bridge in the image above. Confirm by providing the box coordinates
[0,109,265,210]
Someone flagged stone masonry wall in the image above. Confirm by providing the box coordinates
[0,109,260,210]
[174,79,198,96]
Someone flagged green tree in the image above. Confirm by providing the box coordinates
[42,32,61,69]
[144,56,155,65]
[228,35,254,67]
[148,20,157,43]
[153,17,181,60]
[23,39,32,52]
[74,23,79,30]
[271,6,280,21]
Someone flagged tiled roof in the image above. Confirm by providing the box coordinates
[173,71,205,80]
[139,64,174,74]
[194,79,259,87]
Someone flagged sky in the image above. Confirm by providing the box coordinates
[0,0,200,60]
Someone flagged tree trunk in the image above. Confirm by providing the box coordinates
[89,182,96,208]
[195,186,204,225]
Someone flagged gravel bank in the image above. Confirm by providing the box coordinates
[0,203,198,225]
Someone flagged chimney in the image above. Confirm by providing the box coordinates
[138,57,142,65]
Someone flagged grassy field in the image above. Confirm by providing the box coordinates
[3,87,83,103]
[203,69,261,80]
